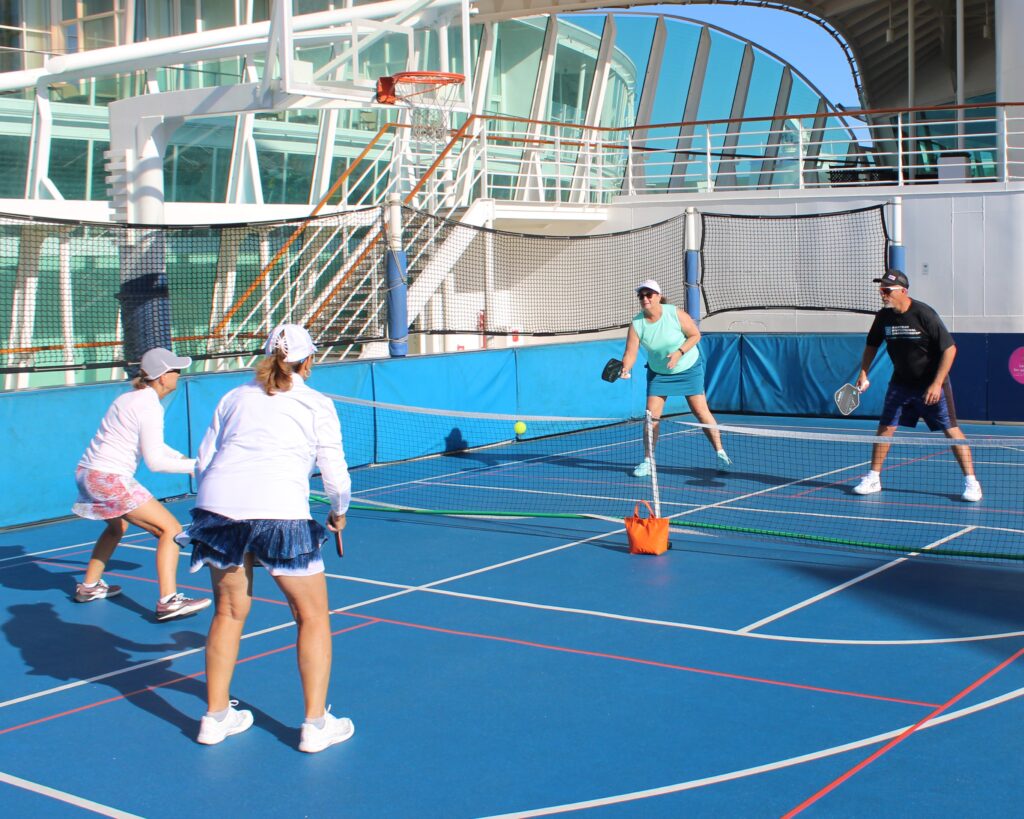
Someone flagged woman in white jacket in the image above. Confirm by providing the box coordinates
[72,347,211,622]
[185,324,353,754]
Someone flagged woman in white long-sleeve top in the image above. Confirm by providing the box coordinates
[184,324,353,753]
[72,347,212,622]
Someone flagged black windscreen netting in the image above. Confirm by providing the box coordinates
[700,205,888,316]
[401,207,687,335]
[0,207,385,373]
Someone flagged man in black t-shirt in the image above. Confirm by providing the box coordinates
[850,269,982,502]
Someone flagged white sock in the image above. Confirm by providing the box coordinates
[305,714,327,729]
[867,470,880,478]
[206,706,231,722]
[81,581,98,589]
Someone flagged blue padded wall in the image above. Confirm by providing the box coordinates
[0,382,191,527]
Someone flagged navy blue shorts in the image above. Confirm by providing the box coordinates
[181,508,327,577]
[879,381,959,431]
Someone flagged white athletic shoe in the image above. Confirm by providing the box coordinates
[853,473,882,495]
[632,458,651,478]
[716,450,732,471]
[299,708,355,754]
[197,701,253,745]
[961,477,982,502]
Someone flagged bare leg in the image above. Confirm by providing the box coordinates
[644,395,666,461]
[205,558,254,713]
[943,426,976,475]
[124,499,185,599]
[273,571,332,720]
[686,393,723,452]
[870,425,897,471]
[83,518,128,585]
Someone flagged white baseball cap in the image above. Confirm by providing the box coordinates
[264,323,317,363]
[140,348,192,380]
[635,279,661,294]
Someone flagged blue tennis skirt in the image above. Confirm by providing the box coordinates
[182,508,328,576]
[646,357,706,397]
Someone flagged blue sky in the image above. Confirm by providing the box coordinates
[638,3,861,109]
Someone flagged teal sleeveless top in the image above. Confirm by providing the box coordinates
[632,305,700,375]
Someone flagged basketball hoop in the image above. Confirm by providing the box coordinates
[376,71,465,145]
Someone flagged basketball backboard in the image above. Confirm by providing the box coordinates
[266,0,472,112]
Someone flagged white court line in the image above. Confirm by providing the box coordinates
[0,528,617,711]
[739,526,978,633]
[0,770,142,818]
[480,684,1024,818]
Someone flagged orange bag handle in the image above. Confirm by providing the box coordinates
[631,500,656,519]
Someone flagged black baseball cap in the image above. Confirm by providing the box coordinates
[873,269,909,289]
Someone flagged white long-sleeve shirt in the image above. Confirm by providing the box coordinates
[79,387,196,476]
[195,373,351,520]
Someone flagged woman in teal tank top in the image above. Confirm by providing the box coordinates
[621,280,731,477]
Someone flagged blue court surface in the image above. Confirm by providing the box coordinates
[2,415,1024,817]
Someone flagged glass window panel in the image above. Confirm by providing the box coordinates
[297,0,331,12]
[82,16,116,49]
[50,138,89,199]
[83,0,114,15]
[257,149,285,204]
[733,50,784,186]
[285,153,314,203]
[648,19,699,126]
[601,14,656,129]
[180,0,197,34]
[62,0,77,21]
[0,135,28,198]
[486,19,546,119]
[63,23,78,52]
[548,16,601,125]
[251,0,270,22]
[201,0,235,31]
[0,29,19,73]
[90,140,110,200]
[145,0,171,38]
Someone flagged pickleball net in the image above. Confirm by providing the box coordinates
[323,395,1024,561]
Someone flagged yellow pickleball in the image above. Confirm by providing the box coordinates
[514,421,527,435]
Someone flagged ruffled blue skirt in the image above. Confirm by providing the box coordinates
[182,508,327,575]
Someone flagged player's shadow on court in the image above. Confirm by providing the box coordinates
[2,602,295,746]
[0,544,171,622]
[0,543,143,597]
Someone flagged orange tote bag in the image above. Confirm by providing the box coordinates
[625,501,670,555]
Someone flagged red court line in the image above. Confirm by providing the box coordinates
[343,613,939,708]
[782,644,1024,818]
[0,620,378,736]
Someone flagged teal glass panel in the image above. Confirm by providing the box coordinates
[285,153,314,203]
[297,0,331,12]
[62,0,77,20]
[414,29,441,71]
[50,138,90,199]
[201,0,235,31]
[0,135,28,198]
[179,0,197,35]
[258,149,285,204]
[485,19,547,121]
[734,50,784,187]
[0,28,19,73]
[648,19,699,126]
[165,119,233,202]
[600,14,656,129]
[82,0,115,15]
[358,32,409,83]
[549,15,601,125]
[90,140,110,200]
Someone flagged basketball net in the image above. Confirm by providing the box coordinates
[376,72,465,146]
